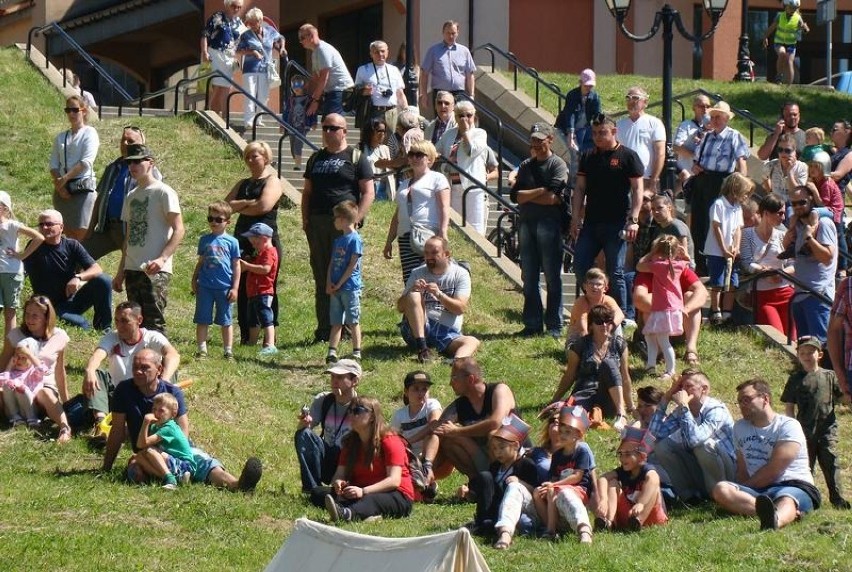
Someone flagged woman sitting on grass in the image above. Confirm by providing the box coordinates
[324,397,415,523]
[0,295,71,443]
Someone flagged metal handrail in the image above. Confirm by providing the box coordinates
[473,42,566,112]
[439,156,517,235]
[27,21,133,118]
[738,267,832,345]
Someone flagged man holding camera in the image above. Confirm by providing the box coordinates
[354,40,407,130]
[570,114,644,315]
[510,123,569,338]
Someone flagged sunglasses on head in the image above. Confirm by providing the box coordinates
[322,125,345,132]
[207,216,227,223]
[350,404,371,415]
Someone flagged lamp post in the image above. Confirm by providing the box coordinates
[604,0,729,191]
[734,0,754,81]
[403,0,418,104]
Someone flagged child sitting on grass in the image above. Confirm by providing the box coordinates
[135,393,197,490]
[326,201,363,363]
[192,201,241,360]
[534,405,595,544]
[595,427,668,531]
[781,336,851,509]
[239,222,279,357]
[1,337,48,427]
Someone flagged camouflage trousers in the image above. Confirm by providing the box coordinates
[125,270,170,333]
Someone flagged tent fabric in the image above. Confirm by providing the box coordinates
[264,518,491,572]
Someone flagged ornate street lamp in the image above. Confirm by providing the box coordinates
[734,0,754,81]
[603,0,729,190]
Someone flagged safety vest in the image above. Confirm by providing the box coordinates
[775,11,802,45]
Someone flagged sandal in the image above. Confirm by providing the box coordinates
[684,350,699,366]
[57,424,72,444]
[492,530,512,550]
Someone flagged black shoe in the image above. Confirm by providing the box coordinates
[755,494,779,530]
[237,457,263,492]
[313,329,330,343]
[626,516,642,532]
[832,498,852,510]
[417,348,433,363]
[594,516,611,532]
[516,328,543,338]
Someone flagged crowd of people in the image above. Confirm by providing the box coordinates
[2,4,852,555]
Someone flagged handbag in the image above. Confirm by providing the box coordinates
[62,130,96,195]
[406,187,435,255]
[267,59,281,90]
[341,87,357,112]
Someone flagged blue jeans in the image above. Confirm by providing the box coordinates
[55,273,113,331]
[732,483,815,515]
[519,216,564,332]
[294,428,339,493]
[573,221,628,311]
[791,292,830,342]
[321,90,345,115]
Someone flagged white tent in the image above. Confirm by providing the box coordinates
[264,518,491,572]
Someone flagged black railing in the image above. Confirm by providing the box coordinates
[473,42,566,112]
[738,268,832,345]
[27,22,133,119]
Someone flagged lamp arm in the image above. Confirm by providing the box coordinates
[617,11,663,43]
[673,11,722,43]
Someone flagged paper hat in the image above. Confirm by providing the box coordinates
[493,413,530,443]
[559,404,590,436]
[620,427,656,454]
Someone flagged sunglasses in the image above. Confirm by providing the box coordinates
[407,151,427,159]
[207,216,227,223]
[123,125,142,132]
[322,125,345,132]
[625,95,644,101]
[776,147,794,154]
[350,405,372,415]
[127,158,149,165]
[791,199,808,206]
[456,113,474,118]
[38,221,59,227]
[64,107,81,113]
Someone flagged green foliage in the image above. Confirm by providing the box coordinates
[1,47,851,571]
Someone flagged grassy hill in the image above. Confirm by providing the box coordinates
[0,46,850,571]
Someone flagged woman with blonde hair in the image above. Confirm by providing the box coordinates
[49,95,100,240]
[225,140,283,344]
[323,397,415,523]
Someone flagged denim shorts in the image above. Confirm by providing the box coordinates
[0,273,23,309]
[164,453,195,479]
[400,318,461,353]
[329,289,361,326]
[191,447,224,483]
[732,483,815,514]
[194,285,233,326]
[249,295,274,328]
[706,254,739,289]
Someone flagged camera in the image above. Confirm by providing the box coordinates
[381,88,393,98]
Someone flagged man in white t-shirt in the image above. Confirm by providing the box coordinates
[713,379,819,530]
[298,23,355,117]
[112,144,185,333]
[82,300,179,430]
[616,86,666,193]
[397,236,479,363]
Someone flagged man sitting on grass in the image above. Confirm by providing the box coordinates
[101,349,262,492]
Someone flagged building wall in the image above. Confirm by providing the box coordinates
[508,0,593,74]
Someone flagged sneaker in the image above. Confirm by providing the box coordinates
[422,482,438,503]
[27,418,41,429]
[258,346,279,357]
[325,353,338,365]
[417,348,433,363]
[195,350,208,359]
[351,351,362,361]
[237,457,263,492]
[755,494,779,530]
[832,498,852,510]
[162,483,177,490]
[362,515,383,523]
[325,494,341,522]
[710,311,724,326]
[594,516,611,532]
[622,318,638,330]
[547,328,562,340]
[223,351,234,361]
[515,328,543,338]
[181,471,192,485]
[11,418,25,428]
[626,516,642,532]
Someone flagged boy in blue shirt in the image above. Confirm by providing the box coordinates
[192,201,241,359]
[326,201,363,363]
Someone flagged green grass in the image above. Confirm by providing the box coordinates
[512,71,851,138]
[2,46,852,571]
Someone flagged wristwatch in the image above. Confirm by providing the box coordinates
[627,216,639,225]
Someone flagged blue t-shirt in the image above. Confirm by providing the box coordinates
[329,231,363,291]
[111,378,187,451]
[196,232,240,290]
[549,441,596,496]
[24,237,96,305]
[236,23,283,74]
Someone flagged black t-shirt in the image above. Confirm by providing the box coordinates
[510,154,569,221]
[304,146,374,216]
[578,144,643,224]
[24,237,96,305]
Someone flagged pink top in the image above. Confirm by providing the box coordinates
[817,178,844,223]
[7,327,69,391]
[648,259,688,312]
[0,365,47,392]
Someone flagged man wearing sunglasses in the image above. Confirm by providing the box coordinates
[24,209,112,331]
[302,114,374,343]
[782,186,837,341]
[84,126,162,261]
[424,91,456,145]
[113,144,185,334]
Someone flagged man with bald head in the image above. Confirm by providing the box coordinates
[302,113,375,342]
[298,24,354,117]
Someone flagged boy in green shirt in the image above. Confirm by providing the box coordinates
[136,393,197,489]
